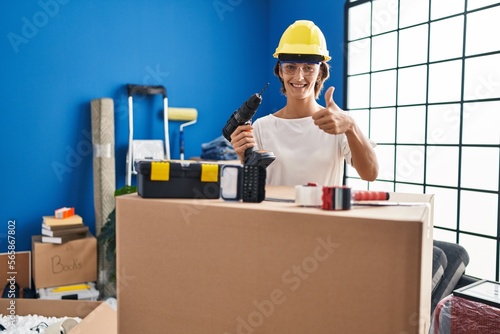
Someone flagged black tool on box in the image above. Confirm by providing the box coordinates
[136,161,221,199]
[222,83,276,167]
[220,164,266,202]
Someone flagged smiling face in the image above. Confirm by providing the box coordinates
[280,62,320,99]
[274,60,330,99]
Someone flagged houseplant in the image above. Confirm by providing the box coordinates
[97,185,136,293]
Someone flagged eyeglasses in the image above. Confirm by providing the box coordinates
[281,63,320,76]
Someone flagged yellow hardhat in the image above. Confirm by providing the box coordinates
[273,20,331,62]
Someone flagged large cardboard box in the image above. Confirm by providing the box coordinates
[32,235,97,289]
[0,299,116,333]
[116,187,434,334]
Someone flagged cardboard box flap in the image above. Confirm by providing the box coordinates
[69,302,117,334]
[0,299,101,318]
[0,299,116,333]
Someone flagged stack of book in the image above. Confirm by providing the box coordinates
[41,208,89,244]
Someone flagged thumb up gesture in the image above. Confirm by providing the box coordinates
[312,86,353,135]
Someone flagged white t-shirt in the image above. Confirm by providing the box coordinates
[252,114,352,186]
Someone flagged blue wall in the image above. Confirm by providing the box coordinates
[0,0,344,252]
[266,0,346,116]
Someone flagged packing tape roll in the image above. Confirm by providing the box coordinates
[295,185,322,207]
[45,318,78,334]
[322,186,352,210]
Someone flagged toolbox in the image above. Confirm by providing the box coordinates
[38,282,99,301]
[136,160,221,199]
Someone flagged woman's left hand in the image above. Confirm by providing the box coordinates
[312,86,353,135]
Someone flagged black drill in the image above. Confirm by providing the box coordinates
[222,83,276,167]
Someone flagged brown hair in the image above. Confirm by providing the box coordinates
[273,60,330,99]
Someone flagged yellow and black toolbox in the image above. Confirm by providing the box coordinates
[136,160,221,199]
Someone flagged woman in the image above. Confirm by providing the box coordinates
[230,20,378,186]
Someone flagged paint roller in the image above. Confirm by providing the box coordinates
[168,107,198,160]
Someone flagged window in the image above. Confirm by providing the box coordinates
[345,0,500,280]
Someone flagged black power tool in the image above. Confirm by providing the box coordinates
[222,83,276,167]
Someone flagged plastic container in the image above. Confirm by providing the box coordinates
[38,282,99,301]
[136,160,220,199]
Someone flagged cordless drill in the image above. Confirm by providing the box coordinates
[222,83,276,167]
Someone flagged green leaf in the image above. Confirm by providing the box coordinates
[97,185,137,292]
[115,186,137,196]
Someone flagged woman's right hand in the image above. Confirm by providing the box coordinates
[230,124,255,163]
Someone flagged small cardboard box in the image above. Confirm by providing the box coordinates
[0,251,31,293]
[116,187,434,334]
[0,299,116,333]
[32,234,97,289]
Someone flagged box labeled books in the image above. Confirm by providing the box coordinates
[32,234,97,289]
